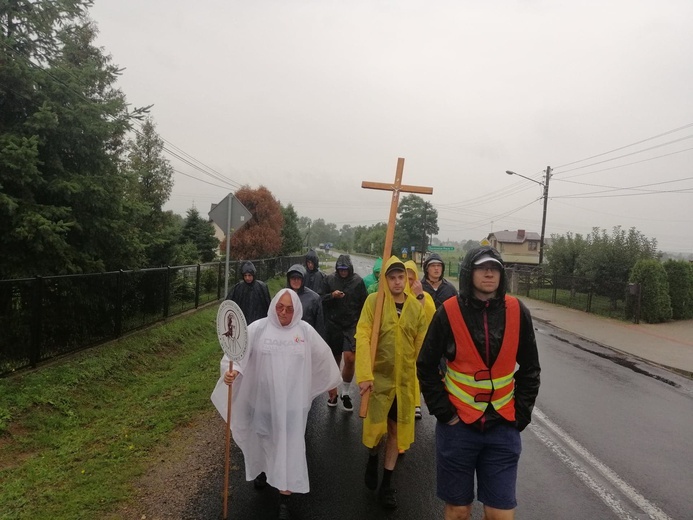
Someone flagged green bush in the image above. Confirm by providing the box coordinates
[629,260,672,323]
[663,260,693,320]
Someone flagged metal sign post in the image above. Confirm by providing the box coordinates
[209,194,253,296]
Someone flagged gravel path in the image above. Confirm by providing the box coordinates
[107,409,227,520]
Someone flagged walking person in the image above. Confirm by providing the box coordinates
[286,264,326,340]
[364,257,382,294]
[417,246,541,520]
[225,260,271,324]
[211,289,341,520]
[355,257,429,509]
[304,249,328,296]
[405,260,435,421]
[421,253,458,309]
[323,254,368,411]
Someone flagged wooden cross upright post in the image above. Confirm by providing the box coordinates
[359,157,433,418]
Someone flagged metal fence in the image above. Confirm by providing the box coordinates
[0,255,304,376]
[506,269,640,322]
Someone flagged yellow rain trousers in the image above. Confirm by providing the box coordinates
[355,256,429,451]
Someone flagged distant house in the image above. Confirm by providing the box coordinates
[487,230,541,265]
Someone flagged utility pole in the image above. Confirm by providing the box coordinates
[505,166,552,265]
[539,166,552,264]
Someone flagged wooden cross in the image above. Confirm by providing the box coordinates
[359,157,433,417]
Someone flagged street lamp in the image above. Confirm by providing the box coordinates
[505,166,552,265]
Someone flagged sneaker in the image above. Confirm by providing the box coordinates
[341,394,353,412]
[327,395,338,407]
[379,486,398,509]
[414,406,422,420]
[364,455,378,490]
[278,502,291,520]
[253,472,267,490]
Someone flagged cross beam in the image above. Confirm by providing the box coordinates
[358,157,433,417]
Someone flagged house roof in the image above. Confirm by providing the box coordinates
[488,230,541,244]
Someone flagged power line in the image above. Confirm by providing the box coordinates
[2,39,243,191]
[553,122,693,170]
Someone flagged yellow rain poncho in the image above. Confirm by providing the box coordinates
[355,256,429,451]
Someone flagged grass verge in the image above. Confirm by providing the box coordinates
[0,305,222,520]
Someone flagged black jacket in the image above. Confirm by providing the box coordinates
[323,254,368,330]
[417,246,541,431]
[225,261,271,325]
[286,264,326,339]
[304,250,328,296]
[421,253,459,308]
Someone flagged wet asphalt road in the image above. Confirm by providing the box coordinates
[186,253,693,519]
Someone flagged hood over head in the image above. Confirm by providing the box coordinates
[382,255,412,298]
[424,253,446,277]
[241,261,256,279]
[305,250,320,271]
[404,260,420,279]
[334,254,354,277]
[267,288,304,329]
[372,257,383,275]
[286,264,306,290]
[458,246,507,301]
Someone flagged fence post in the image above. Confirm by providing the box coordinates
[195,264,201,309]
[115,269,123,338]
[586,288,593,313]
[30,276,43,368]
[164,266,170,318]
[552,276,557,304]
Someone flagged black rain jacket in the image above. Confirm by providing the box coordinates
[225,261,271,325]
[286,264,326,339]
[304,250,328,296]
[417,246,541,431]
[323,254,368,330]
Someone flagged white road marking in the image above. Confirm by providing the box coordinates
[530,407,672,520]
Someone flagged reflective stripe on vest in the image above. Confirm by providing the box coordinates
[443,296,520,424]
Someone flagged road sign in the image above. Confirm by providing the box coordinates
[429,245,455,251]
[411,246,416,252]
[209,193,253,296]
[216,300,248,362]
[209,193,252,236]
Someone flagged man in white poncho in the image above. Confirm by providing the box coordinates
[211,288,341,520]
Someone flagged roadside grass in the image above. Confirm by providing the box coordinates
[525,287,627,320]
[0,305,222,520]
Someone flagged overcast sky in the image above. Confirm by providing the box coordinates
[89,1,693,254]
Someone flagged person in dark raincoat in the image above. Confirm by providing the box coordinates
[323,254,368,411]
[225,261,271,325]
[304,250,328,296]
[421,253,458,308]
[286,264,326,340]
[417,246,540,520]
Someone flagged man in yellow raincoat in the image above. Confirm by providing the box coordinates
[405,260,435,420]
[355,256,429,510]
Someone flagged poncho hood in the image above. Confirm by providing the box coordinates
[267,288,304,329]
[286,264,306,292]
[305,250,320,271]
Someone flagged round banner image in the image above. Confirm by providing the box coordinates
[216,300,248,362]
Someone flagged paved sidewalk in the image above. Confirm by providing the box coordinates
[518,296,693,377]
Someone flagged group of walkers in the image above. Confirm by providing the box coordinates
[211,246,541,520]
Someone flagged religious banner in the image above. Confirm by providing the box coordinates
[216,300,248,362]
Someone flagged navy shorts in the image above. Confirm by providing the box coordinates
[436,421,521,510]
[326,327,356,356]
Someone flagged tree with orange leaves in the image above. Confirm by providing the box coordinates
[221,185,284,260]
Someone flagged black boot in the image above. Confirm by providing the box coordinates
[278,495,291,520]
[253,472,267,490]
[364,453,378,490]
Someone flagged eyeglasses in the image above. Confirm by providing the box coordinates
[276,304,295,314]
